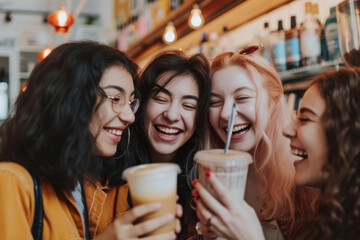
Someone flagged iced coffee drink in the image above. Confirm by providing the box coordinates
[122,163,181,236]
[194,149,252,202]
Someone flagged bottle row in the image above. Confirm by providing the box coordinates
[258,2,341,72]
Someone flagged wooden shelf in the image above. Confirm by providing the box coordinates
[126,0,294,65]
[126,0,245,61]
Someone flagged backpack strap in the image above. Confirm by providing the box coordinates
[31,175,43,240]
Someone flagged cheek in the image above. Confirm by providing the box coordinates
[209,108,221,128]
[185,111,197,132]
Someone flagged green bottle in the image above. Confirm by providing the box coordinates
[324,7,341,61]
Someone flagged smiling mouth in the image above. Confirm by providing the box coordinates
[225,124,251,136]
[155,125,182,137]
[104,128,123,136]
[291,147,308,158]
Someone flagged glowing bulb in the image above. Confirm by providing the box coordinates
[163,22,177,44]
[48,3,74,33]
[38,47,53,61]
[188,4,204,29]
[57,10,68,26]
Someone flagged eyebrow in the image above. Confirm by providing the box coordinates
[154,83,198,101]
[211,86,255,97]
[103,85,135,96]
[299,107,318,116]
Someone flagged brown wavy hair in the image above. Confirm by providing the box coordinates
[294,67,360,239]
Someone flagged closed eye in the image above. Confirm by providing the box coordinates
[210,100,223,107]
[298,117,310,122]
[183,103,197,110]
[153,96,168,103]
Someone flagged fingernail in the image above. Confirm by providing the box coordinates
[192,179,199,186]
[206,229,212,234]
[205,171,211,178]
[192,189,198,196]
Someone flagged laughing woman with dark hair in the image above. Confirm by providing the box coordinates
[129,50,211,239]
[0,41,178,239]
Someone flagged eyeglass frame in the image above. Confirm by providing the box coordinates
[98,88,140,114]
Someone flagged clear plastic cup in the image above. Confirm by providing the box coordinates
[194,149,252,202]
[122,163,181,236]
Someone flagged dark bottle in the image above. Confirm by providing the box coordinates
[286,16,301,69]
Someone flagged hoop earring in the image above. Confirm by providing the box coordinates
[114,128,130,159]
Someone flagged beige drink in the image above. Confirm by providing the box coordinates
[194,149,252,202]
[122,163,181,236]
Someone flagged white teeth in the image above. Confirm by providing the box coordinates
[105,128,122,136]
[157,126,180,134]
[226,124,249,133]
[291,148,308,157]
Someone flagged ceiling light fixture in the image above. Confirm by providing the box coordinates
[38,47,52,62]
[163,22,177,44]
[188,4,204,29]
[48,2,74,33]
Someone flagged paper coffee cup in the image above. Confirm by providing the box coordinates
[194,149,252,202]
[122,163,181,236]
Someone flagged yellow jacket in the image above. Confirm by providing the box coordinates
[0,162,129,239]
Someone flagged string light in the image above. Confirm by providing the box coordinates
[188,4,204,29]
[163,22,177,44]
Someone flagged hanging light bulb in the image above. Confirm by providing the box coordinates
[48,2,74,33]
[38,47,53,62]
[188,4,204,29]
[163,22,177,44]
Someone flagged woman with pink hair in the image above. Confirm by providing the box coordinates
[192,47,315,239]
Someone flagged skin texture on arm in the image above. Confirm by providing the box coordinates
[192,171,265,240]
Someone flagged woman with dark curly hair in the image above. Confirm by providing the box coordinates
[193,67,360,239]
[283,67,360,239]
[0,41,179,239]
[129,50,211,239]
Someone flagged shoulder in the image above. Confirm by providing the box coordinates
[0,162,33,195]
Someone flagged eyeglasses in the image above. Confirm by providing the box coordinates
[98,89,140,114]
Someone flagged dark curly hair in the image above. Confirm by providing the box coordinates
[0,41,139,191]
[129,50,211,238]
[294,67,360,239]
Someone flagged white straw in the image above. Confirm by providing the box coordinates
[224,103,236,154]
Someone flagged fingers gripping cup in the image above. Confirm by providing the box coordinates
[122,163,181,236]
[195,149,252,202]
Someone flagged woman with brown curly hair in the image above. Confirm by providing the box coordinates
[283,67,360,239]
[193,67,360,239]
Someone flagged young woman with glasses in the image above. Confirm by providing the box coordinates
[129,50,211,239]
[0,41,180,239]
[192,46,316,239]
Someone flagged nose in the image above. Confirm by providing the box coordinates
[163,103,180,122]
[220,100,234,121]
[118,103,135,125]
[282,120,296,139]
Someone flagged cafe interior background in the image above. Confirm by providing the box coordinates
[0,0,347,124]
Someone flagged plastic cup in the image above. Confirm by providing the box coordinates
[194,149,252,202]
[122,163,181,236]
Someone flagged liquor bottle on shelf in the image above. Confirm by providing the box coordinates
[286,16,301,69]
[272,20,287,72]
[260,22,273,63]
[324,6,341,61]
[300,2,321,66]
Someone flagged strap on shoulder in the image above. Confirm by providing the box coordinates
[31,175,43,240]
